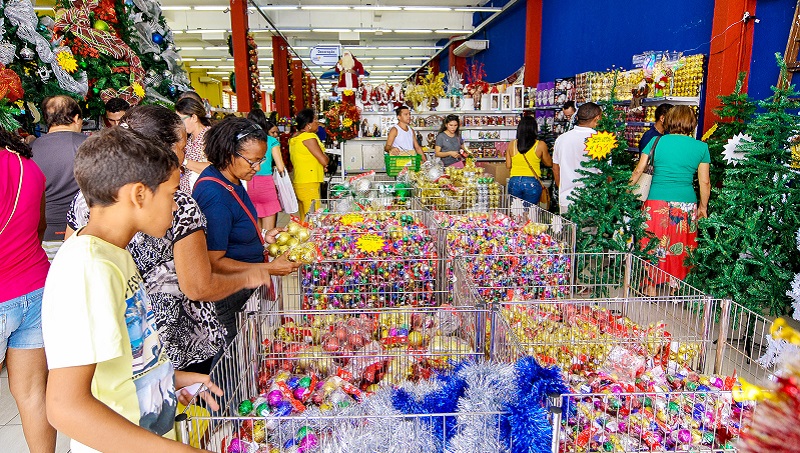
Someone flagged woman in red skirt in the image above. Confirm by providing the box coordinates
[630,106,711,292]
[246,110,285,230]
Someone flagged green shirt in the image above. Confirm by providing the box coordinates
[642,134,710,203]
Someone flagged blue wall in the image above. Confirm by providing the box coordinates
[748,0,796,101]
[470,0,527,83]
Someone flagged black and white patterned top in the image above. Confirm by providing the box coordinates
[67,190,225,370]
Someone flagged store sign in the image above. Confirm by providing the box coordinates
[310,46,341,66]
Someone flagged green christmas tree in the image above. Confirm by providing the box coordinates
[566,78,656,260]
[687,55,800,315]
[704,72,756,195]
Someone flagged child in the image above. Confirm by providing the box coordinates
[42,127,221,452]
[384,105,427,162]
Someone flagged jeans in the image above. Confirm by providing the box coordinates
[507,176,543,206]
[0,288,45,363]
[213,287,256,347]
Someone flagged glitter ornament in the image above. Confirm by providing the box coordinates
[19,45,35,61]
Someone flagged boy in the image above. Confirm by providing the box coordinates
[384,105,428,162]
[42,127,221,452]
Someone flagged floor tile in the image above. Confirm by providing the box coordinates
[0,377,20,425]
[0,424,29,453]
[6,414,20,425]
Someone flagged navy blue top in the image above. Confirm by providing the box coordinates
[192,165,263,263]
[638,127,663,152]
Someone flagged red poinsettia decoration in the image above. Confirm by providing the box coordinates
[0,64,24,102]
[324,103,361,143]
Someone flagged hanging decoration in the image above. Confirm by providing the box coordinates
[464,62,489,109]
[722,133,753,165]
[324,102,361,143]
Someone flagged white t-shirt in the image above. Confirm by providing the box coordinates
[42,233,177,453]
[391,124,415,152]
[552,125,599,210]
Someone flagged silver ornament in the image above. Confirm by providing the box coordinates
[19,45,35,61]
[37,65,52,82]
[0,42,16,65]
[152,53,161,62]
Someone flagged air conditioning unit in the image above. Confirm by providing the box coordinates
[453,40,489,57]
[198,77,221,84]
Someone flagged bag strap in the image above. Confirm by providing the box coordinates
[196,177,265,247]
[0,153,24,237]
[647,135,662,167]
[519,141,544,184]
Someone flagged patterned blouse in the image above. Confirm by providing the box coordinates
[67,190,225,370]
[181,126,210,193]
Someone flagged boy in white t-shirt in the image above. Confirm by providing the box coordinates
[42,127,222,453]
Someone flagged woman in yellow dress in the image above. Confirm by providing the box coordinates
[289,108,329,219]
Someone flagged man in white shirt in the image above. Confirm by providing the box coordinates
[552,102,602,214]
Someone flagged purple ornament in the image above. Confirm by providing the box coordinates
[274,401,292,416]
[298,433,318,452]
[267,390,284,406]
[228,438,246,453]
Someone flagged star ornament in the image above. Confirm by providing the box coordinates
[585,131,617,160]
[723,133,752,165]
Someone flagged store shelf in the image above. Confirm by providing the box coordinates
[626,122,655,127]
[361,110,524,115]
[523,106,561,110]
[474,157,505,161]
[643,96,700,105]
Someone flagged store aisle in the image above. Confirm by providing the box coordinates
[0,366,71,452]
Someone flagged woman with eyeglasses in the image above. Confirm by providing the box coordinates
[289,108,329,220]
[65,106,275,374]
[176,97,212,193]
[193,117,301,347]
[246,109,286,231]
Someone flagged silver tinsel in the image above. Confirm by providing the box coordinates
[4,0,88,95]
[0,41,15,65]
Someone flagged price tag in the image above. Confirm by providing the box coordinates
[340,213,364,226]
[356,234,385,253]
[584,131,617,160]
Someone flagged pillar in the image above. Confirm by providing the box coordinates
[523,0,543,87]
[291,59,305,114]
[272,35,291,118]
[229,0,252,112]
[448,38,466,75]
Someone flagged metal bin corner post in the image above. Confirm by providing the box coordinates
[714,298,733,375]
[622,253,633,300]
[548,392,563,453]
[699,295,715,373]
[175,412,190,445]
[246,312,259,398]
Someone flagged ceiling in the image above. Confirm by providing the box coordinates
[155,0,502,91]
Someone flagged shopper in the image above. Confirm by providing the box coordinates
[0,130,56,453]
[638,103,674,152]
[631,105,710,285]
[505,116,553,205]
[562,101,576,122]
[43,127,222,453]
[31,95,87,259]
[65,105,274,374]
[176,97,212,193]
[552,102,602,214]
[194,117,300,346]
[289,108,329,220]
[384,105,427,162]
[102,97,130,128]
[247,109,286,230]
[434,114,470,167]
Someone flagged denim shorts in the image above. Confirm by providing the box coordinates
[0,287,45,363]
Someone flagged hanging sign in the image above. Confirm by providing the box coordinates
[310,46,341,66]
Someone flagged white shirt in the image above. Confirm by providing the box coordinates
[391,124,415,151]
[553,125,598,210]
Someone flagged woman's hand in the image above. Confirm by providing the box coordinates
[697,206,708,219]
[266,253,302,276]
[174,372,224,411]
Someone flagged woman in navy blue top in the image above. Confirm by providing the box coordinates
[193,117,299,345]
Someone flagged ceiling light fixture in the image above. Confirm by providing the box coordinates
[353,6,402,11]
[160,6,191,11]
[193,6,229,11]
[205,46,230,50]
[183,29,227,34]
[402,6,453,11]
[312,28,352,33]
[179,46,205,51]
[435,29,470,34]
[259,5,299,10]
[392,29,433,33]
[454,7,503,12]
[301,5,352,10]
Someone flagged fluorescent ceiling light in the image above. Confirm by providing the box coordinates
[368,65,419,69]
[250,29,275,33]
[293,46,310,50]
[207,71,230,75]
[179,47,205,51]
[205,46,229,50]
[161,6,191,11]
[312,28,351,33]
[216,66,235,69]
[454,7,503,12]
[171,30,184,34]
[353,6,401,10]
[358,57,374,61]
[192,65,217,69]
[435,30,470,34]
[181,58,196,61]
[371,70,413,74]
[282,28,312,33]
[259,5,299,10]
[301,5,351,10]
[377,46,411,50]
[402,6,452,11]
[194,6,228,11]
[32,6,53,11]
[196,58,229,62]
[393,29,433,33]
[372,57,406,60]
[184,29,227,34]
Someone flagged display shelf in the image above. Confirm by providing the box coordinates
[610,96,700,106]
[360,110,523,116]
[626,121,655,127]
[474,157,505,162]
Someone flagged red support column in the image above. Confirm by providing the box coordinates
[523,0,543,87]
[291,59,305,113]
[272,36,291,118]
[229,0,252,112]
[448,38,466,75]
[703,0,757,132]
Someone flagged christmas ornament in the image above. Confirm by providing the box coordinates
[151,32,164,45]
[722,133,753,165]
[55,50,78,73]
[92,19,110,32]
[37,65,52,82]
[0,42,16,66]
[19,45,35,61]
[0,64,24,102]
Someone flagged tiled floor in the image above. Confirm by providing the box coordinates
[0,367,71,453]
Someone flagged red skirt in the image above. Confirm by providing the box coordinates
[247,175,281,218]
[640,199,698,283]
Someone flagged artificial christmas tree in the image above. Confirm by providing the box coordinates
[687,56,800,316]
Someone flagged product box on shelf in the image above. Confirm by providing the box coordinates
[554,77,575,106]
[478,161,511,186]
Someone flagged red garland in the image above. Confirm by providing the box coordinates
[0,64,24,102]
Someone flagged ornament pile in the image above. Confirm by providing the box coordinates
[267,220,318,264]
[412,160,502,211]
[326,171,413,210]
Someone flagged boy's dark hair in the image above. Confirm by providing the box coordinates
[74,128,179,208]
[104,97,130,114]
[562,100,576,111]
[120,105,184,151]
[43,95,82,128]
[395,105,409,117]
[654,103,674,122]
[576,102,602,125]
[204,117,267,170]
[294,108,316,131]
[176,97,211,127]
[516,116,539,154]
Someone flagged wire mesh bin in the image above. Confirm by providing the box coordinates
[176,305,489,451]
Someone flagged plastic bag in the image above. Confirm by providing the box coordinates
[273,169,298,214]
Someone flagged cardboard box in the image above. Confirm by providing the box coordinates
[479,161,511,186]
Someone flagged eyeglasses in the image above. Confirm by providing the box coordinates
[235,123,264,143]
[235,151,267,169]
[179,115,190,121]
